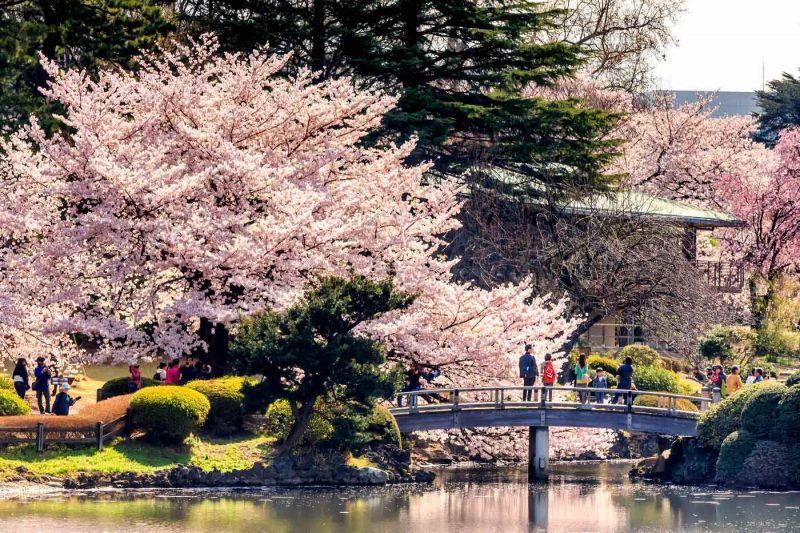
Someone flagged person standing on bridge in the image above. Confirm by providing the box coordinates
[574,354,591,406]
[519,345,539,402]
[726,365,743,395]
[541,353,557,401]
[611,356,634,406]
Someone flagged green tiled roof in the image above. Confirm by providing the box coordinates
[481,167,743,228]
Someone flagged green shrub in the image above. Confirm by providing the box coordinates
[773,385,800,443]
[677,377,702,396]
[586,354,619,374]
[697,381,784,450]
[130,386,210,442]
[264,399,333,445]
[0,376,14,391]
[100,376,156,399]
[740,383,787,438]
[187,377,249,436]
[700,325,755,364]
[633,395,699,412]
[715,430,757,483]
[633,365,679,393]
[618,345,663,368]
[0,389,30,415]
[365,405,402,447]
[786,371,800,388]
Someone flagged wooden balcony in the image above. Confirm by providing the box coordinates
[693,260,745,293]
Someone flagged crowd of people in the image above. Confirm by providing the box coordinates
[519,346,635,407]
[8,355,213,416]
[136,356,213,391]
[11,356,80,415]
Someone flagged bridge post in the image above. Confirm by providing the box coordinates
[712,387,722,405]
[528,426,549,481]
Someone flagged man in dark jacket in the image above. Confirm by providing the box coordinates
[519,344,539,401]
[611,356,635,405]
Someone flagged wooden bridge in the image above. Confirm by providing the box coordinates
[389,385,720,480]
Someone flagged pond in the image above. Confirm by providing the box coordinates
[0,462,798,532]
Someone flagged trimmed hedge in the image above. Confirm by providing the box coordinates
[101,376,157,399]
[633,365,679,393]
[618,345,663,368]
[130,386,210,441]
[586,355,619,375]
[697,381,784,450]
[715,430,756,482]
[677,378,702,396]
[633,395,699,412]
[0,376,15,391]
[365,405,402,447]
[740,383,787,438]
[773,385,800,444]
[187,377,248,436]
[0,389,30,416]
[786,371,800,388]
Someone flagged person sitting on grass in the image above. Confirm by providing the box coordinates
[128,364,142,392]
[52,383,81,416]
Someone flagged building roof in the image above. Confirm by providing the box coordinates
[671,91,758,118]
[482,167,744,228]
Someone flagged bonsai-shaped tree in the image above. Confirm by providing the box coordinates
[231,275,412,454]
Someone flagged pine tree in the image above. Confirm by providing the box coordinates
[754,72,800,146]
[0,0,171,130]
[176,0,620,192]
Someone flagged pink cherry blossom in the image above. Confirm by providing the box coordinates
[0,36,576,386]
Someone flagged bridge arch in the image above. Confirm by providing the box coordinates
[389,385,719,480]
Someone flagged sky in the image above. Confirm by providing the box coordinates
[653,0,800,92]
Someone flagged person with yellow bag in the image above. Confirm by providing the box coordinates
[575,354,591,407]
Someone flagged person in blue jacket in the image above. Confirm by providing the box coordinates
[52,383,81,416]
[518,344,539,402]
[610,356,635,405]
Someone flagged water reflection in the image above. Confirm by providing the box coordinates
[0,463,798,532]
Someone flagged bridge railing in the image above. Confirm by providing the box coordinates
[390,385,719,420]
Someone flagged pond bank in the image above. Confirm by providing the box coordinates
[2,443,434,491]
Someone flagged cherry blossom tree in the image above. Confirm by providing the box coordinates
[0,36,576,384]
[716,128,800,330]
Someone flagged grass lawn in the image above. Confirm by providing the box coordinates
[0,433,275,479]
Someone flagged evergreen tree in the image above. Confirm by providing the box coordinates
[176,0,620,192]
[230,276,411,455]
[754,72,800,146]
[0,0,171,130]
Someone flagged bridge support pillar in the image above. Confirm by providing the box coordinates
[528,426,549,481]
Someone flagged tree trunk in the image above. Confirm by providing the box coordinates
[557,313,604,355]
[277,399,317,456]
[310,0,327,75]
[198,318,230,376]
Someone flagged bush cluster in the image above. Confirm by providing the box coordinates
[0,389,31,416]
[586,354,618,374]
[130,386,210,442]
[0,376,15,391]
[100,376,156,399]
[697,381,785,450]
[633,395,699,412]
[740,385,785,438]
[633,365,678,393]
[618,345,663,368]
[187,377,248,436]
[715,430,757,482]
[264,399,334,445]
[774,385,800,443]
[786,371,800,388]
[365,405,402,447]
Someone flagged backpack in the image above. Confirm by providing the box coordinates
[542,361,556,384]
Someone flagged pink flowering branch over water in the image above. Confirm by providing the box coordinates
[0,36,576,374]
